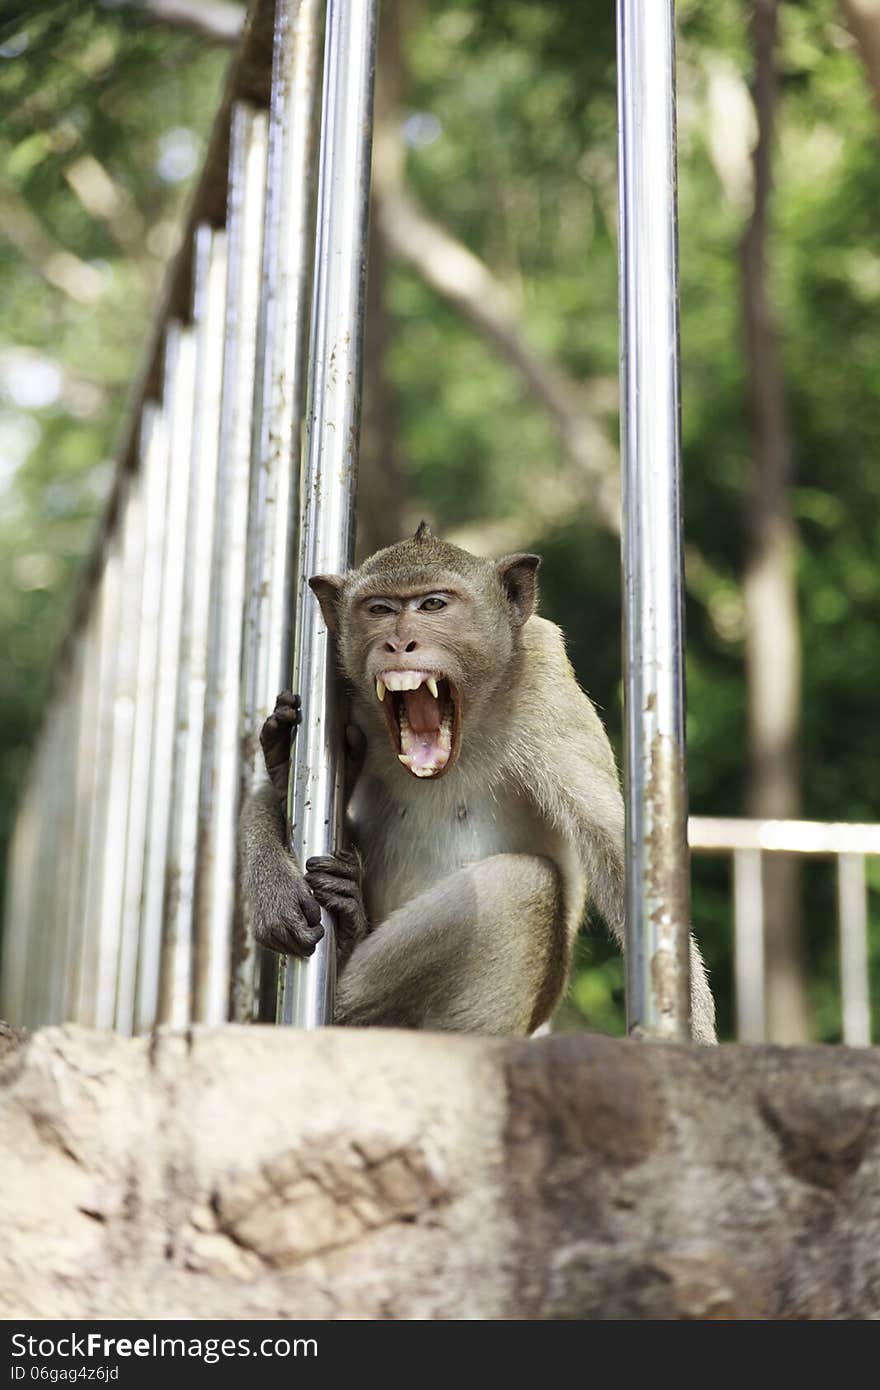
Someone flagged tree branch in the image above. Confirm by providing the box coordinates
[840,0,880,116]
[135,0,244,44]
[375,185,621,536]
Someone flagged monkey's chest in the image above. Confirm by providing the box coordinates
[348,774,540,921]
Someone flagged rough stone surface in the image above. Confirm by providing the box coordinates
[1,1025,878,1319]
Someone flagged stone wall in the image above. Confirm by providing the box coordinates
[1,1025,878,1318]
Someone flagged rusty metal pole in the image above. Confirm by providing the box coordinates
[235,0,324,1024]
[616,0,692,1039]
[278,0,379,1028]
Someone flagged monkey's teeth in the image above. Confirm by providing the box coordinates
[380,670,436,692]
[376,678,386,702]
[427,677,439,699]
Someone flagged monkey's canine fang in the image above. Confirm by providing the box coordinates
[377,669,461,779]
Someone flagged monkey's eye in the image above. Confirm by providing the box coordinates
[419,597,447,612]
[368,601,395,616]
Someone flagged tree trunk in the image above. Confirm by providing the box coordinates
[355,0,407,559]
[741,0,810,1043]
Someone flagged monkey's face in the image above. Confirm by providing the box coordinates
[343,581,494,780]
[309,532,540,782]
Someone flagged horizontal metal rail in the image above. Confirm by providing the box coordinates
[689,816,876,1046]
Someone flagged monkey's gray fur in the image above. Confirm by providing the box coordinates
[240,526,716,1042]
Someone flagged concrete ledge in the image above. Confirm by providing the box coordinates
[1,1026,878,1318]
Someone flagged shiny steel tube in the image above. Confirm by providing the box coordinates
[115,405,169,1033]
[617,0,692,1040]
[237,0,324,1022]
[278,0,379,1028]
[75,538,123,1026]
[93,472,147,1028]
[837,853,871,1046]
[194,105,268,1025]
[20,732,51,1026]
[47,664,81,1023]
[24,709,51,1024]
[57,647,86,1021]
[0,776,37,1024]
[64,601,102,1022]
[733,848,766,1042]
[158,227,228,1028]
[135,323,196,1033]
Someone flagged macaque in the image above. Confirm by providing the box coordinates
[241,524,716,1041]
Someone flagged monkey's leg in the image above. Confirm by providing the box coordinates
[335,854,567,1036]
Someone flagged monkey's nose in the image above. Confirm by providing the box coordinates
[383,636,419,654]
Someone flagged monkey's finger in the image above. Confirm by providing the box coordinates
[263,925,323,958]
[305,851,360,879]
[295,891,323,929]
[279,912,324,946]
[274,690,301,710]
[305,872,361,903]
[270,706,300,728]
[306,890,363,924]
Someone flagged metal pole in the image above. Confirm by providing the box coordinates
[136,323,197,1033]
[115,404,168,1033]
[733,848,766,1042]
[236,0,324,1023]
[52,643,85,1023]
[94,472,147,1028]
[278,0,378,1028]
[76,538,123,1026]
[159,226,228,1028]
[194,103,268,1024]
[617,0,692,1039]
[0,776,37,1025]
[837,853,871,1046]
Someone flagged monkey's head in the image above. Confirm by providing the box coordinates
[309,523,540,780]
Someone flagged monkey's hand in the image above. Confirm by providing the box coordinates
[260,691,301,801]
[251,854,325,959]
[304,849,369,971]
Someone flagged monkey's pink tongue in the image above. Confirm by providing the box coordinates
[399,687,452,776]
[403,685,441,733]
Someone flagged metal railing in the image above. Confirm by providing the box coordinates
[0,0,376,1033]
[3,0,872,1048]
[689,816,877,1044]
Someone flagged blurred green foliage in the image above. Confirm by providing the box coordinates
[1,0,878,1040]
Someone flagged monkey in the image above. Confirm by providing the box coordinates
[241,523,717,1042]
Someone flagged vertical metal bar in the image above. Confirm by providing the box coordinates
[0,779,37,1025]
[158,227,228,1028]
[45,679,77,1025]
[237,0,324,1022]
[616,0,692,1040]
[10,752,43,1026]
[838,853,871,1046]
[76,538,124,1026]
[733,848,765,1042]
[278,0,379,1028]
[64,601,102,1022]
[135,324,196,1033]
[194,105,268,1025]
[92,471,147,1028]
[52,642,85,1023]
[115,405,168,1033]
[21,738,50,1027]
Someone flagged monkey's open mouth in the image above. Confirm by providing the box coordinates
[376,670,461,779]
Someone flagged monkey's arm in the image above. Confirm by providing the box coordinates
[240,691,367,961]
[515,619,716,1044]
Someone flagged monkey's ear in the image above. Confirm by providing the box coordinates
[413,519,432,543]
[496,553,541,625]
[308,574,345,636]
